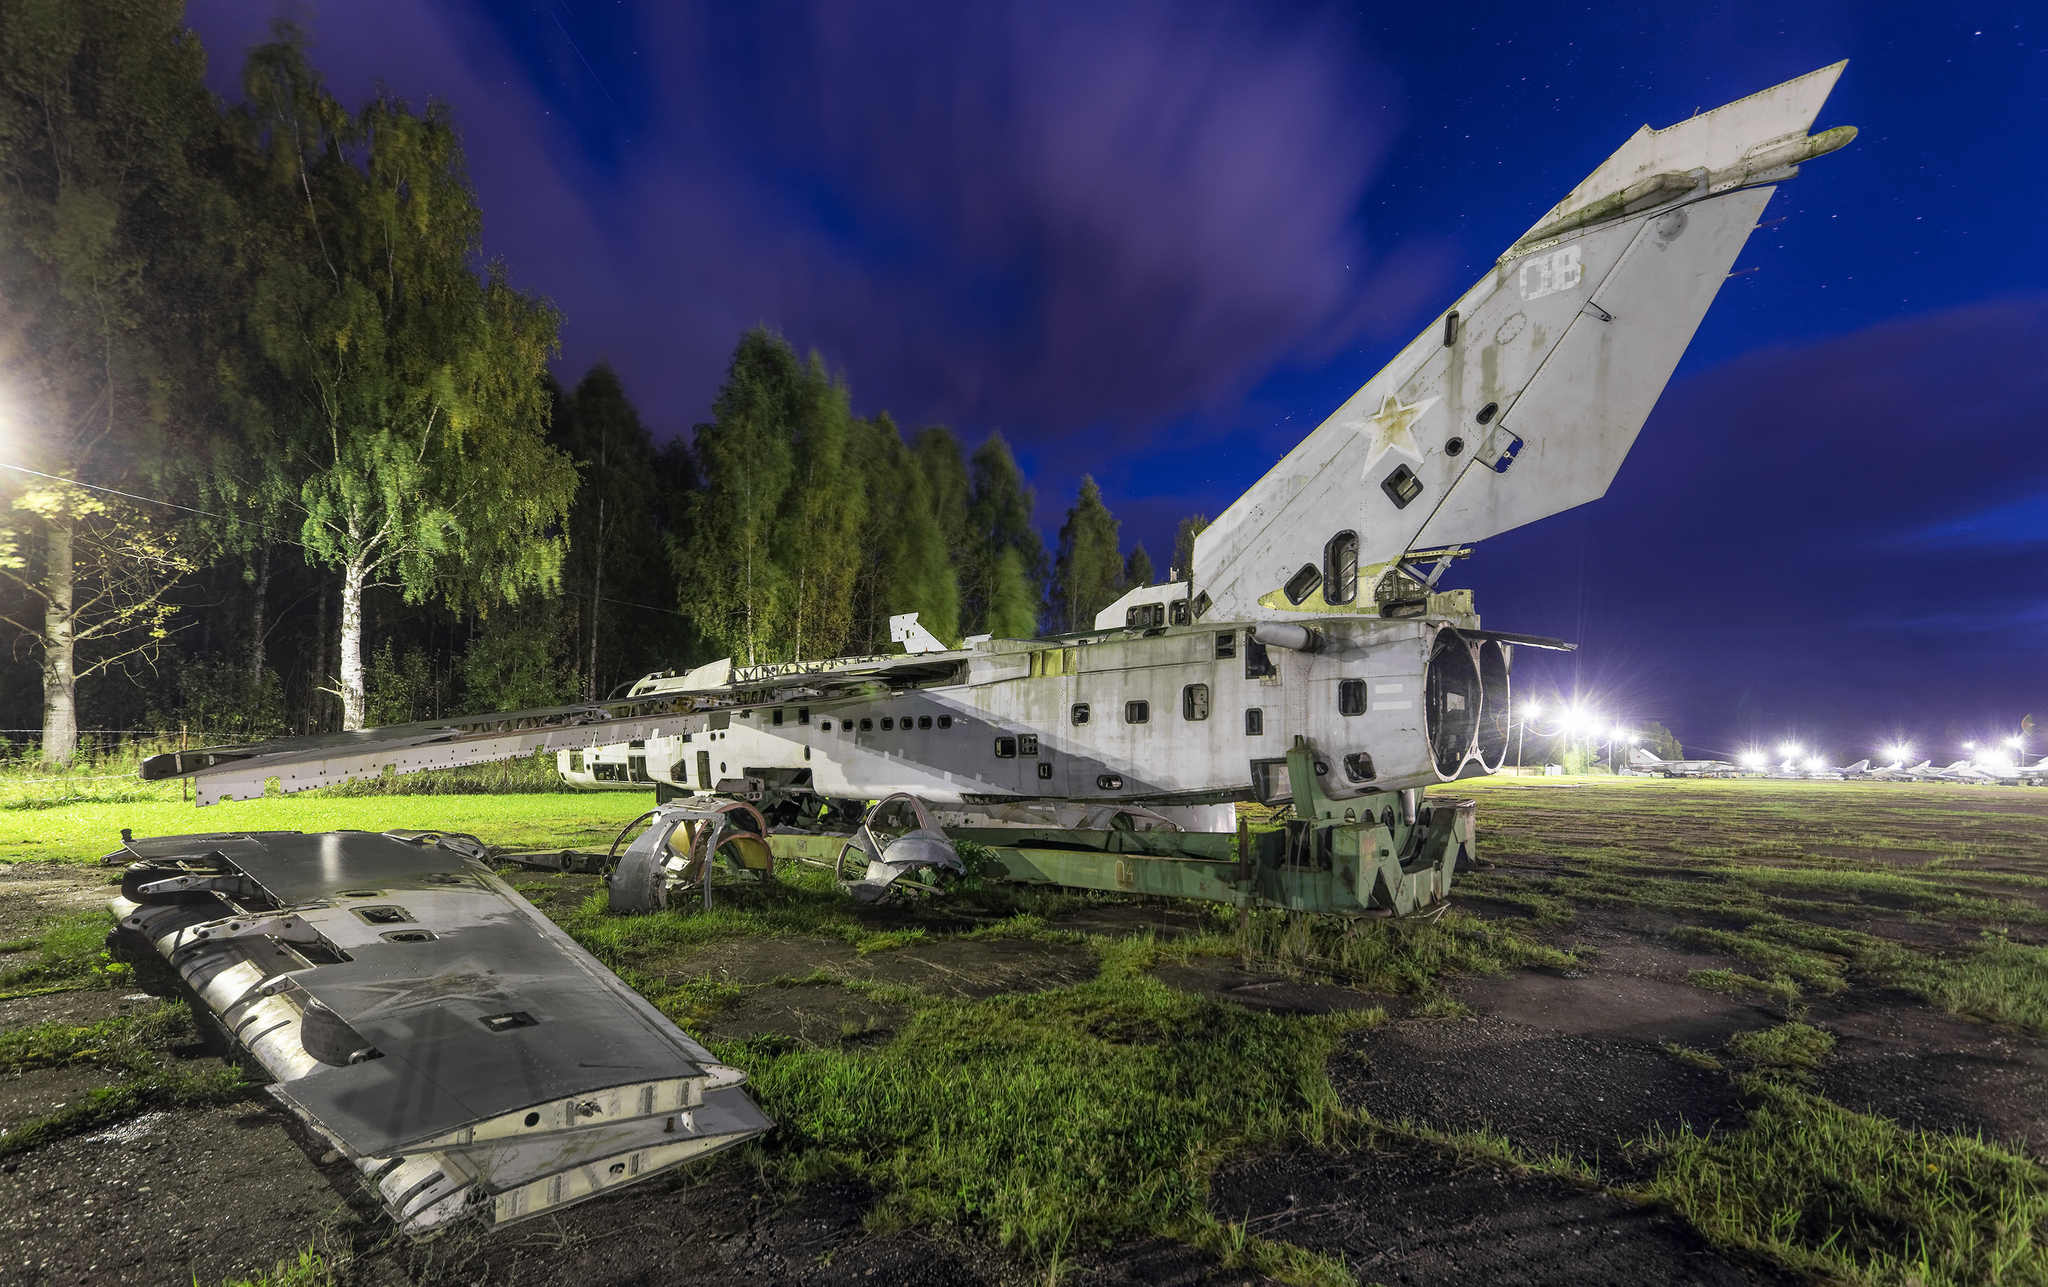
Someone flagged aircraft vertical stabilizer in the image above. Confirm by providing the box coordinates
[1190,63,1852,622]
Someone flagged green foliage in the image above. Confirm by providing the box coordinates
[849,413,960,651]
[0,1003,250,1156]
[1235,905,1575,995]
[1645,1081,2048,1286]
[212,1246,338,1287]
[0,0,227,759]
[913,426,972,568]
[1641,720,1683,761]
[0,909,126,995]
[984,547,1040,640]
[145,657,287,739]
[363,638,441,726]
[1906,932,2048,1037]
[960,433,1046,638]
[732,961,1339,1251]
[1124,542,1155,591]
[679,328,863,664]
[455,598,577,712]
[550,363,687,697]
[1726,1021,1836,1076]
[229,35,574,726]
[311,750,575,796]
[1053,475,1124,632]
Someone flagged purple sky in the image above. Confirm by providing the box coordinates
[183,0,2048,761]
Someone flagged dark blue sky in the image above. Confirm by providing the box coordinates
[186,1,2046,761]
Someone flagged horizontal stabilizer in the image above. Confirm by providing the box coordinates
[1190,63,1850,621]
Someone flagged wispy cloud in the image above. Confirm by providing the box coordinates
[187,0,1402,449]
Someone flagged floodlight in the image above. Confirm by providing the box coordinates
[1608,726,1629,741]
[1885,744,1911,761]
[1779,742,1800,757]
[1964,741,1976,750]
[1740,752,1767,768]
[1522,700,1543,719]
[2007,735,2025,748]
[1805,758,1826,772]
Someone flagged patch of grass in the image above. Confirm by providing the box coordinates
[1661,1042,1723,1071]
[1643,1081,2048,1286]
[1900,933,2048,1037]
[854,928,928,955]
[1236,905,1574,994]
[307,750,577,797]
[212,1243,339,1287]
[1670,923,1852,993]
[0,908,128,996]
[1726,1022,1836,1077]
[0,791,653,866]
[727,951,1345,1255]
[0,1004,250,1156]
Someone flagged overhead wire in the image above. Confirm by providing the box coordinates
[0,461,691,618]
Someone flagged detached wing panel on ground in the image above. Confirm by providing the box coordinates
[110,829,770,1232]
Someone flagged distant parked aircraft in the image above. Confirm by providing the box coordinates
[1627,748,1747,778]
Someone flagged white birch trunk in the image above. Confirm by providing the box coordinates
[339,561,366,730]
[40,518,78,764]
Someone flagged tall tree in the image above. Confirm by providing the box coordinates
[1052,476,1123,633]
[960,432,1045,637]
[849,414,958,652]
[552,362,663,699]
[1124,543,1155,591]
[0,0,223,759]
[231,37,574,727]
[680,328,864,665]
[983,548,1039,640]
[776,363,864,662]
[913,426,970,566]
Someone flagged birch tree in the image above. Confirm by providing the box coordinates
[233,38,573,728]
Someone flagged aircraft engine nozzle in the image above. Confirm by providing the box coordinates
[1250,622,1325,653]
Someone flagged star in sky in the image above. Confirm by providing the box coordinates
[1346,393,1438,475]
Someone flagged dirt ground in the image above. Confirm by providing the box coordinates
[5,781,2046,1285]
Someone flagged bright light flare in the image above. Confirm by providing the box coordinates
[1522,700,1543,719]
[1805,758,1827,772]
[1779,742,1801,757]
[1885,744,1912,762]
[1739,751,1767,769]
[2007,735,2026,748]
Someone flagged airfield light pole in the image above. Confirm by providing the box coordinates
[1518,701,1542,771]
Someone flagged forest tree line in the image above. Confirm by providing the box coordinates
[0,2,1195,759]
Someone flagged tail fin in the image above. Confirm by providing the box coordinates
[1191,63,1851,621]
[1629,747,1664,766]
[1843,759,1870,772]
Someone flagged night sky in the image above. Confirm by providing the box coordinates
[184,1,2046,763]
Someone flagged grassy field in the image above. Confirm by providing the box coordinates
[4,776,2048,1285]
[0,787,651,865]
